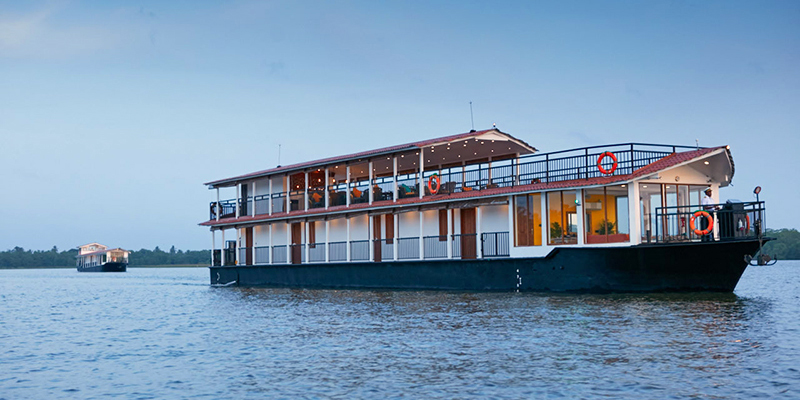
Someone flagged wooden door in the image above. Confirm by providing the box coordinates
[460,208,477,259]
[373,215,382,262]
[291,223,302,264]
[245,227,253,265]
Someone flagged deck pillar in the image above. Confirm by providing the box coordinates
[325,220,330,263]
[324,168,330,209]
[575,189,585,245]
[393,213,399,261]
[476,206,482,258]
[628,183,641,245]
[268,223,273,264]
[236,184,241,218]
[447,208,453,259]
[215,188,220,221]
[346,166,351,207]
[368,216,374,262]
[285,174,290,213]
[210,230,215,266]
[304,222,310,263]
[346,217,351,262]
[304,172,309,211]
[221,229,226,266]
[252,181,257,217]
[393,157,398,202]
[419,148,424,199]
[419,210,424,260]
[268,177,273,215]
[236,228,241,265]
[285,222,291,264]
[368,160,374,205]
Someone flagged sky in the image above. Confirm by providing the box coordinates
[1,0,798,252]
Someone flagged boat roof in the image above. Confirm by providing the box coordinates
[204,128,537,188]
[76,248,129,257]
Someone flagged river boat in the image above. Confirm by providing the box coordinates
[76,243,129,272]
[201,128,768,292]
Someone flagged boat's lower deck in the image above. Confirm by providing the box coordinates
[78,262,127,273]
[210,239,762,292]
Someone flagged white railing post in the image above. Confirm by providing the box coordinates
[304,222,310,263]
[285,222,291,264]
[268,223,273,264]
[447,209,453,259]
[476,206,483,258]
[368,160,374,205]
[393,214,399,261]
[419,210,424,260]
[346,217,351,262]
[304,172,309,211]
[236,184,241,218]
[324,168,330,209]
[393,156,398,202]
[368,216,374,262]
[346,166,351,207]
[325,220,330,263]
[268,177,273,215]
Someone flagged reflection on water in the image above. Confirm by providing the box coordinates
[0,263,798,399]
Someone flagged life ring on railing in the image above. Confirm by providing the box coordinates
[689,210,714,236]
[428,173,441,195]
[740,214,750,232]
[210,202,218,218]
[597,152,618,175]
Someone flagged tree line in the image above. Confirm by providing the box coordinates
[0,246,210,268]
[761,229,800,261]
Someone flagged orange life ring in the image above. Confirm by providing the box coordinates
[689,210,714,236]
[742,214,750,232]
[210,202,218,217]
[427,174,441,195]
[597,152,618,175]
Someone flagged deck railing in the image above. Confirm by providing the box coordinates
[653,201,766,243]
[328,241,347,262]
[482,232,510,257]
[210,143,693,219]
[350,240,370,261]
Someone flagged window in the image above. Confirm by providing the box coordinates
[584,186,629,244]
[514,193,542,246]
[548,191,578,245]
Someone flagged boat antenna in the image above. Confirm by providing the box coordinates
[469,101,475,132]
[277,144,281,167]
[695,139,699,150]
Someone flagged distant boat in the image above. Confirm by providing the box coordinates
[76,243,129,272]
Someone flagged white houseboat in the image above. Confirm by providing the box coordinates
[76,243,129,272]
[201,128,767,292]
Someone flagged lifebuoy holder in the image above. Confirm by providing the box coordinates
[689,210,714,236]
[597,152,618,175]
[428,173,441,195]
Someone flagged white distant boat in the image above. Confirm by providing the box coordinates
[76,243,129,272]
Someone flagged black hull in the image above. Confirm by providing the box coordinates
[209,239,761,293]
[77,262,127,273]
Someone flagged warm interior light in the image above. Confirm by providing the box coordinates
[643,185,648,188]
[621,184,626,187]
[704,161,709,165]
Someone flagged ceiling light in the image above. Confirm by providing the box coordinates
[704,161,709,165]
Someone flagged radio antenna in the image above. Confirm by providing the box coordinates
[277,144,282,167]
[469,101,475,131]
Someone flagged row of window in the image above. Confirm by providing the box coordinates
[514,187,631,246]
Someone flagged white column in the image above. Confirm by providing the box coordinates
[368,160,374,205]
[508,195,515,248]
[419,210,424,260]
[324,168,330,209]
[368,216,374,262]
[575,189,585,245]
[252,181,257,217]
[540,194,548,246]
[346,217,351,262]
[236,184,241,218]
[476,206,483,258]
[285,174,290,212]
[304,172,309,211]
[221,229,226,266]
[419,149,425,199]
[304,222,310,263]
[325,220,330,263]
[488,157,493,184]
[236,228,241,265]
[628,183,641,245]
[447,209,453,259]
[268,223,273,264]
[515,153,521,185]
[268,178,273,215]
[393,157,398,202]
[211,230,216,266]
[393,213,399,261]
[285,222,291,264]
[346,166,351,207]
[215,188,220,221]
[252,227,257,264]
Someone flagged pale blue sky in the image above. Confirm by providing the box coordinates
[1,0,798,251]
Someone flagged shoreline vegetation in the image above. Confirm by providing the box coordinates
[1,229,797,269]
[0,246,210,269]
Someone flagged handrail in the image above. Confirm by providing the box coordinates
[653,201,766,243]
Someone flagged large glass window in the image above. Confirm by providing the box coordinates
[547,191,578,245]
[514,193,542,246]
[584,186,629,244]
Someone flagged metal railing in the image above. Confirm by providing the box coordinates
[209,199,237,220]
[308,243,325,262]
[254,195,270,215]
[653,201,766,243]
[482,232,510,257]
[374,239,394,261]
[272,245,287,264]
[350,240,370,261]
[397,237,420,260]
[328,241,347,262]
[423,236,448,258]
[238,247,250,264]
[255,246,269,264]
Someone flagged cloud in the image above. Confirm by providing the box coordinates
[0,3,120,59]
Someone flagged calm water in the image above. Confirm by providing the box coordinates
[1,263,799,399]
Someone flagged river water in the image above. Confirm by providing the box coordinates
[1,262,798,399]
